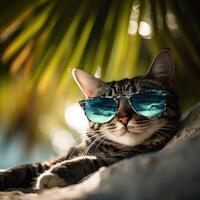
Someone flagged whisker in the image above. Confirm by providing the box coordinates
[94,137,107,154]
[86,135,106,155]
[72,134,86,144]
[87,132,102,139]
[80,132,102,152]
[128,123,179,137]
[154,130,171,138]
[129,123,179,129]
[82,135,105,156]
[68,132,102,159]
[68,145,81,159]
[68,135,90,158]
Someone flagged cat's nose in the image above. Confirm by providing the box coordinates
[118,117,130,126]
[117,98,132,126]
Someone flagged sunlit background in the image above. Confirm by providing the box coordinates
[0,0,200,168]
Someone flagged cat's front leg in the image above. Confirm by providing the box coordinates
[0,163,50,191]
[36,156,117,190]
[36,170,66,189]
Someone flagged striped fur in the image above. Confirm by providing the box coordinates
[0,49,181,191]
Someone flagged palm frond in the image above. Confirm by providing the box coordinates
[0,0,200,149]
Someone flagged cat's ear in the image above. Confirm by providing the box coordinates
[72,68,107,98]
[145,49,174,86]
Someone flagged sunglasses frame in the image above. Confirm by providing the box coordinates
[79,89,167,124]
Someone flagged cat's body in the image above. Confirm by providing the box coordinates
[0,49,180,191]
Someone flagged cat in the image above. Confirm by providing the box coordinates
[0,49,180,191]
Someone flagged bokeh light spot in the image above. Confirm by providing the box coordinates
[128,20,138,35]
[64,103,88,134]
[138,21,151,38]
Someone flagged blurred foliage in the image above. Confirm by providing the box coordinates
[0,0,200,151]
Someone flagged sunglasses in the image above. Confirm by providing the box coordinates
[79,90,167,124]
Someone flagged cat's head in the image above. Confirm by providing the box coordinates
[72,49,180,146]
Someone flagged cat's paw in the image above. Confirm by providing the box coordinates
[36,171,66,190]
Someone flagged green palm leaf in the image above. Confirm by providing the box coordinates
[0,0,200,148]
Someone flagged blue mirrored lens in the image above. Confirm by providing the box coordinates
[85,97,117,123]
[130,90,166,118]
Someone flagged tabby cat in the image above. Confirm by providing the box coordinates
[0,49,180,191]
